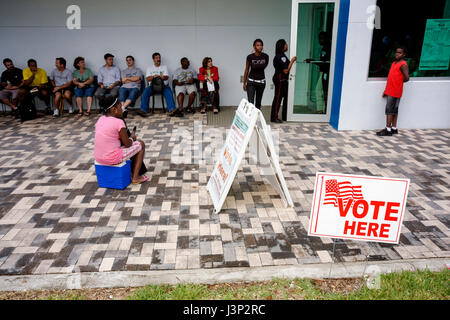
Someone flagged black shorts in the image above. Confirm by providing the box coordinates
[385,95,400,115]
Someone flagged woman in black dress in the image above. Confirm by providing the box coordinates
[271,39,296,123]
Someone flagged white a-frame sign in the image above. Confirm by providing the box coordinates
[207,99,293,213]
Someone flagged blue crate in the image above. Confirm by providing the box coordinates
[95,160,131,190]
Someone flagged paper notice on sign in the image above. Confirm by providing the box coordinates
[207,99,258,212]
[308,172,409,244]
[207,99,293,213]
[419,19,450,71]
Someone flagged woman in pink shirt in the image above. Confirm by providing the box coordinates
[94,96,148,184]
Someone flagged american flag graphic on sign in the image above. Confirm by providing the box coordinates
[323,179,364,207]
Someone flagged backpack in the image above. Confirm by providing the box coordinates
[18,94,37,122]
[151,76,164,93]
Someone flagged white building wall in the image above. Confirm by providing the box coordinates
[0,0,291,107]
[1,0,449,129]
[338,0,450,130]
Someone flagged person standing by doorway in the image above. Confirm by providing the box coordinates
[376,46,409,136]
[271,39,296,123]
[243,39,269,110]
[305,31,331,114]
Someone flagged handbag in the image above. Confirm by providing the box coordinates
[151,76,164,93]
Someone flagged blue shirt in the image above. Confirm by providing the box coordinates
[98,65,121,87]
[50,68,73,86]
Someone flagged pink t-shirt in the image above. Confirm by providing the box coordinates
[94,115,126,165]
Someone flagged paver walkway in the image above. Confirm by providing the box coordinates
[0,110,449,276]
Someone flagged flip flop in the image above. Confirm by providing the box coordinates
[84,111,91,116]
[131,175,149,185]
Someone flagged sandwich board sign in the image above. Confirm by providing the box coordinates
[207,99,293,213]
[308,172,410,244]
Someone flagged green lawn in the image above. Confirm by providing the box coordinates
[127,269,449,300]
[2,269,447,300]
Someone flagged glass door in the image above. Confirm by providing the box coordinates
[287,0,339,122]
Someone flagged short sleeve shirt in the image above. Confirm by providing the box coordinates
[121,67,143,89]
[146,65,169,86]
[73,68,94,87]
[247,52,269,80]
[98,65,121,87]
[94,115,126,165]
[23,68,48,87]
[1,68,23,87]
[273,54,290,81]
[173,67,196,84]
[50,68,73,86]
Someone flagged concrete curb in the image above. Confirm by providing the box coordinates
[0,258,448,291]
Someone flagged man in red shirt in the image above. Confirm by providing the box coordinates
[377,46,409,136]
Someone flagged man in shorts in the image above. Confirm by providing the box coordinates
[50,57,74,116]
[173,57,197,114]
[377,46,409,136]
[0,58,23,118]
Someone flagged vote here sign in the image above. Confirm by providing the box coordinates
[308,173,410,244]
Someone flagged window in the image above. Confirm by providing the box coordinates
[368,0,450,78]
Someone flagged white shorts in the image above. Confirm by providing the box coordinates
[175,84,196,97]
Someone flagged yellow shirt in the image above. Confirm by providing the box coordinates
[23,67,48,87]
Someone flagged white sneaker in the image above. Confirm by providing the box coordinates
[69,107,74,114]
[53,109,59,117]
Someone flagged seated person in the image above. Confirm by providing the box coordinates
[119,55,143,111]
[94,96,148,185]
[94,53,121,100]
[73,56,95,116]
[0,58,24,118]
[18,59,51,113]
[198,57,220,114]
[173,57,197,114]
[50,57,74,116]
[137,52,180,117]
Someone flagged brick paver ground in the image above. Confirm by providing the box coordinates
[0,109,449,275]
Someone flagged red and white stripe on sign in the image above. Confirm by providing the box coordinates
[324,179,364,207]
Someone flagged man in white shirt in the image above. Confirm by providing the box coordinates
[137,52,180,117]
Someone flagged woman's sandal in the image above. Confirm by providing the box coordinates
[201,109,206,114]
[84,111,91,116]
[131,175,149,185]
[77,112,83,117]
[213,108,219,114]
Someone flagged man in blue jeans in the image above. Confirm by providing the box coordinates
[137,52,181,117]
[119,55,143,112]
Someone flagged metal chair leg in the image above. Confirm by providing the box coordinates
[58,95,64,117]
